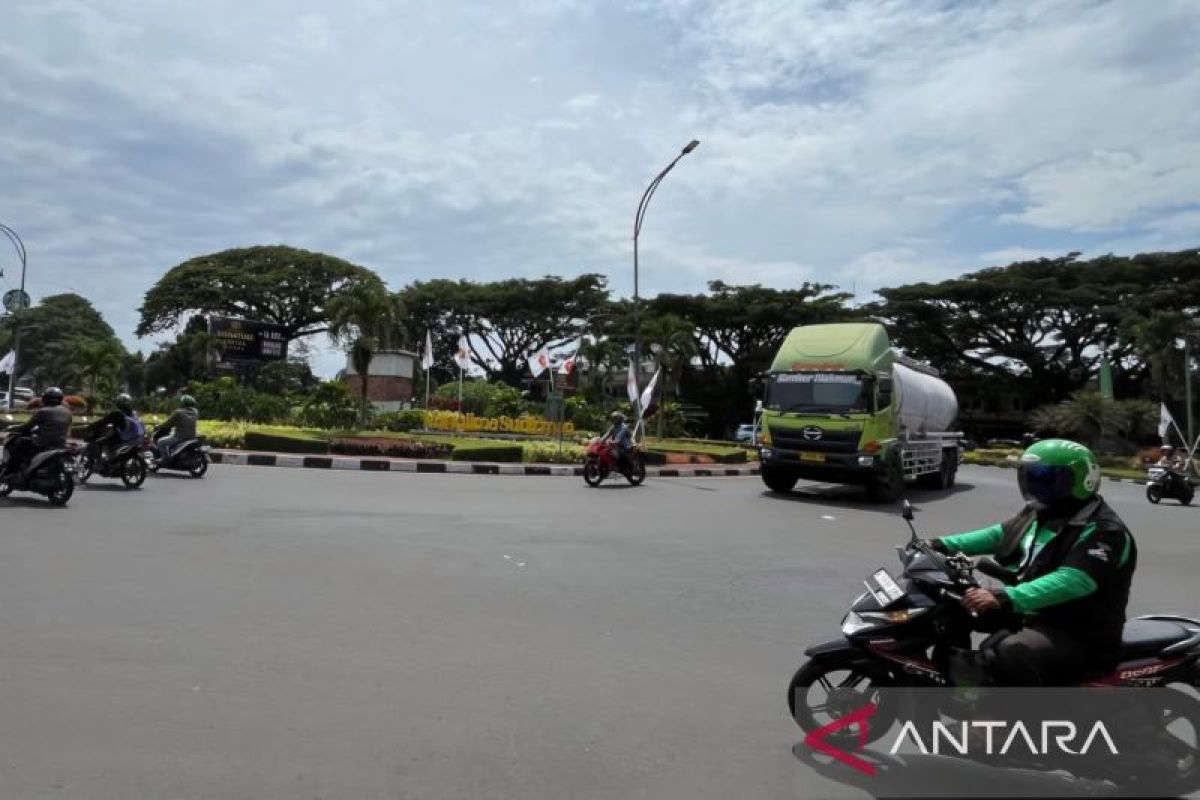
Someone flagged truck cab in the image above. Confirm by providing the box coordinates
[757,322,959,501]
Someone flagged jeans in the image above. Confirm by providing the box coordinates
[157,436,181,460]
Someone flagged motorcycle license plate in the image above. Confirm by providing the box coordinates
[799,451,825,463]
[865,568,905,607]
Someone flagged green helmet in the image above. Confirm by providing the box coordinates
[1017,438,1101,509]
[180,394,197,408]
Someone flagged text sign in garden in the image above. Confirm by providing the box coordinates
[423,410,575,437]
[209,317,288,365]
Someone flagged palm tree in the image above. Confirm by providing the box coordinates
[69,337,126,404]
[328,287,407,428]
[641,314,699,436]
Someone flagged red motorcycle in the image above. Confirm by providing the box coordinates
[582,438,646,487]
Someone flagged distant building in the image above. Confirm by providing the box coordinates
[343,349,417,412]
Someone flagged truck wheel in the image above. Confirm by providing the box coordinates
[867,463,902,503]
[761,466,798,494]
[943,454,958,489]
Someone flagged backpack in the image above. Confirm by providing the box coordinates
[119,413,146,443]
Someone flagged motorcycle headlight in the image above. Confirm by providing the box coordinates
[841,607,926,636]
[841,611,876,636]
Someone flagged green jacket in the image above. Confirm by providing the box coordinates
[938,498,1136,647]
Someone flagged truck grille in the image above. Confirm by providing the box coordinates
[770,427,861,453]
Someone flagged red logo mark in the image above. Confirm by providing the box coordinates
[804,703,877,776]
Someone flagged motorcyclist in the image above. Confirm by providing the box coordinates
[154,394,199,461]
[603,411,635,472]
[2,387,73,478]
[931,438,1136,686]
[85,393,142,466]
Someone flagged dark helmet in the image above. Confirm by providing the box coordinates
[610,411,626,424]
[1017,438,1101,511]
[114,393,134,413]
[1162,445,1176,456]
[42,387,65,406]
[179,394,197,408]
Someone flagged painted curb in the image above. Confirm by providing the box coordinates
[208,450,761,479]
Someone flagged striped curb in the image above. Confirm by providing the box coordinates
[209,450,761,479]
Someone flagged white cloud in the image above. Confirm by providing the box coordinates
[1,0,1198,377]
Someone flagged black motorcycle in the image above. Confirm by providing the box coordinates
[788,500,1200,785]
[0,429,75,506]
[1146,465,1194,505]
[145,437,210,478]
[77,436,149,489]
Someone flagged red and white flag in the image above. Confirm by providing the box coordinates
[453,336,473,371]
[558,353,576,375]
[528,347,550,377]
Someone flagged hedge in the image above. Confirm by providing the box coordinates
[244,431,330,455]
[331,437,453,460]
[448,443,524,462]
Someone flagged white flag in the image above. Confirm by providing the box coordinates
[453,336,473,371]
[422,330,434,370]
[0,350,13,375]
[527,347,550,378]
[1159,403,1178,441]
[626,360,639,406]
[640,367,661,412]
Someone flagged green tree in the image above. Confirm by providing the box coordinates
[137,245,386,341]
[143,315,212,393]
[327,285,407,427]
[68,337,126,402]
[400,274,609,386]
[0,294,125,389]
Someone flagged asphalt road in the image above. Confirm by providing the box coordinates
[1,465,1197,799]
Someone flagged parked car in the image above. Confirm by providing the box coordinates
[735,423,757,444]
[0,392,28,410]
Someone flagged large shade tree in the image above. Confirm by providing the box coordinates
[137,245,386,341]
[1,293,127,390]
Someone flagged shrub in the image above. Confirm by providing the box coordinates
[184,378,293,423]
[448,443,524,462]
[429,395,461,412]
[434,380,524,416]
[297,381,360,429]
[331,437,453,459]
[523,442,585,464]
[244,431,330,454]
[373,409,426,432]
[566,396,607,432]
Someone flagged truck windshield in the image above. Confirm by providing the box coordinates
[765,372,870,414]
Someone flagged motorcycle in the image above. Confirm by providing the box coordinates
[1146,465,1194,505]
[145,436,210,478]
[788,500,1200,783]
[76,434,149,489]
[0,427,76,506]
[582,438,646,487]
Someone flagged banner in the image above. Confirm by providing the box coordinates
[639,367,660,412]
[1159,403,1180,442]
[453,336,473,371]
[527,347,550,378]
[0,350,14,375]
[626,360,639,405]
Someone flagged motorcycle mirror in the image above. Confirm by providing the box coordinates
[901,499,914,521]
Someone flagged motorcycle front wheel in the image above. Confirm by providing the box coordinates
[77,455,94,484]
[582,461,603,487]
[1147,484,1164,504]
[787,656,896,746]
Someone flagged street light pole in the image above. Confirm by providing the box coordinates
[0,223,28,412]
[632,139,698,428]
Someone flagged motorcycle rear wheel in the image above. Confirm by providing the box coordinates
[122,456,147,489]
[625,459,646,486]
[1147,485,1163,504]
[787,656,896,746]
[47,470,74,507]
[187,456,208,478]
[582,461,603,487]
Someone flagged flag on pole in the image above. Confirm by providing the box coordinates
[0,350,14,375]
[422,330,434,370]
[639,367,660,413]
[527,347,550,378]
[626,360,639,406]
[557,353,576,375]
[1160,403,1179,442]
[453,336,473,371]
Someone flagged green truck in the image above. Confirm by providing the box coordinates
[756,322,960,501]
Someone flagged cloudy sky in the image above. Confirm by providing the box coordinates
[3,0,1198,375]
